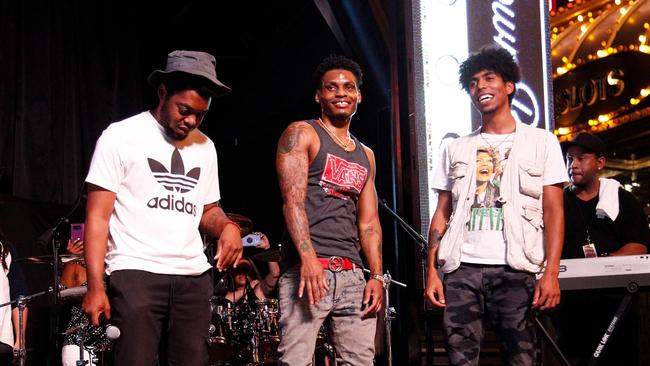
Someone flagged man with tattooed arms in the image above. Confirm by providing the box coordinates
[275,55,383,365]
[424,46,568,365]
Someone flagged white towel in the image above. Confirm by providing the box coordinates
[596,177,621,220]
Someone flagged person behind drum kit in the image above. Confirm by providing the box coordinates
[60,239,111,366]
[225,240,280,304]
[276,55,384,365]
[0,230,29,365]
[81,50,243,366]
[551,132,650,366]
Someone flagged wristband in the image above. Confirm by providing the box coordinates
[223,221,241,233]
[369,273,384,282]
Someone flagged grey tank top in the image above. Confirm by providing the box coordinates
[280,119,371,269]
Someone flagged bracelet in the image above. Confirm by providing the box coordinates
[369,273,384,282]
[223,221,241,233]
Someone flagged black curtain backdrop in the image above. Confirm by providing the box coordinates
[0,0,145,204]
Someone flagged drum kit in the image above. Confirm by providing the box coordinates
[208,295,333,366]
[208,296,280,365]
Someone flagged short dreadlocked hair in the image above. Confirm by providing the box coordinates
[458,45,521,104]
[313,55,363,90]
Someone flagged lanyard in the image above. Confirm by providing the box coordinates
[571,192,595,244]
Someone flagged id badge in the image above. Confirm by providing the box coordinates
[582,243,598,258]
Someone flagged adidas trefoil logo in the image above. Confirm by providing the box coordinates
[146,148,199,217]
[147,148,201,193]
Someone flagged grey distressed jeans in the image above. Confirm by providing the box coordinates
[277,265,376,365]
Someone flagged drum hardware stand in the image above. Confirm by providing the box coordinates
[0,287,53,366]
[61,323,92,366]
[250,333,260,365]
[73,329,89,366]
[362,268,406,366]
[378,199,427,366]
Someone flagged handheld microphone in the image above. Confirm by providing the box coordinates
[98,313,121,340]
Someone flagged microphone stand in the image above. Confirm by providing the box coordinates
[378,199,428,288]
[0,287,54,366]
[362,268,405,366]
[38,183,86,365]
[377,199,428,366]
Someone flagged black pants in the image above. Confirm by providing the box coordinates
[108,270,212,366]
[0,342,13,366]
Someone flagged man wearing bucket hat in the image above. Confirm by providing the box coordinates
[553,131,649,365]
[82,50,242,365]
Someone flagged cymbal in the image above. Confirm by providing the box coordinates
[251,249,280,262]
[15,254,81,264]
[226,213,253,236]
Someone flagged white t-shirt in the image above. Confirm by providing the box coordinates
[86,111,220,275]
[433,130,567,265]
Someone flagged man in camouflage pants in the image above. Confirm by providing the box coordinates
[423,45,568,365]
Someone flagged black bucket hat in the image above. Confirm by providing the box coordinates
[147,50,231,96]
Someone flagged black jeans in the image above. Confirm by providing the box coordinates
[108,270,212,366]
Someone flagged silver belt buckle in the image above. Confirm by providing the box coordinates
[327,256,344,272]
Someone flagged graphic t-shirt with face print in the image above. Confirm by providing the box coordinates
[461,133,513,264]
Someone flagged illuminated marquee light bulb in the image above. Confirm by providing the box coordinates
[630,98,640,105]
[597,49,608,57]
[639,35,646,43]
[607,71,621,85]
[557,127,570,135]
[598,114,610,123]
[640,88,650,97]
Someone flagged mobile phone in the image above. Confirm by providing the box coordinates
[70,223,84,242]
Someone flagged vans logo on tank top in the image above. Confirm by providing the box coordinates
[146,148,199,216]
[320,153,368,200]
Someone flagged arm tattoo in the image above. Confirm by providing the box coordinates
[299,241,312,253]
[428,228,444,252]
[278,125,304,154]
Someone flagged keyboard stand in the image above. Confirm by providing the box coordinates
[587,281,639,366]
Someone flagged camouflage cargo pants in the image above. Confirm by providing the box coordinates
[443,263,536,366]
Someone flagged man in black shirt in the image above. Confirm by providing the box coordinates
[563,132,648,258]
[557,132,649,365]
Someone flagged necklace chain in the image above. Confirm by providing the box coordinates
[480,132,513,151]
[318,118,352,151]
